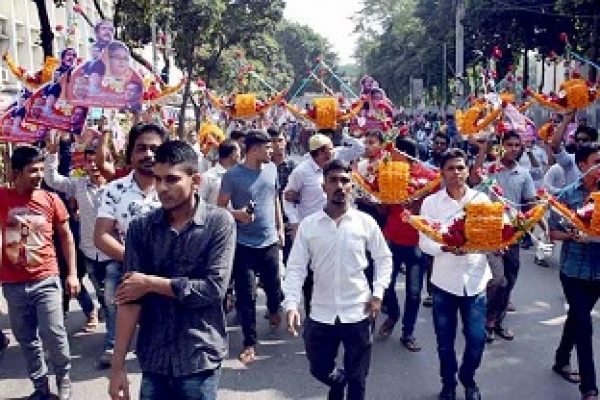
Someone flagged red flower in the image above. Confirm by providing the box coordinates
[502,225,516,241]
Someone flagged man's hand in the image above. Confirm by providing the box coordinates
[45,131,59,154]
[234,209,255,225]
[65,275,80,298]
[286,309,301,337]
[441,245,466,256]
[365,296,382,320]
[114,272,150,305]
[284,190,300,203]
[108,367,130,400]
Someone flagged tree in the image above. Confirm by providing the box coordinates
[275,21,340,96]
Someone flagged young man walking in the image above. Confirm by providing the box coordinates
[108,140,236,400]
[283,159,392,400]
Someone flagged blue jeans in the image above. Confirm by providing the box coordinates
[140,368,221,400]
[382,243,425,338]
[2,276,71,390]
[432,286,486,389]
[103,261,124,351]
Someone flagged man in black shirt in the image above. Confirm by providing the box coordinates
[108,141,236,400]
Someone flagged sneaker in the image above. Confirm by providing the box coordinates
[422,295,433,307]
[401,336,422,352]
[28,379,51,400]
[57,375,72,400]
[465,385,482,400]
[438,386,456,400]
[96,350,113,370]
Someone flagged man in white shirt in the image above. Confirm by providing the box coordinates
[283,159,392,400]
[198,139,240,205]
[419,149,491,400]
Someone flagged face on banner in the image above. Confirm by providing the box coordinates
[66,21,144,110]
[22,47,90,134]
[0,105,44,143]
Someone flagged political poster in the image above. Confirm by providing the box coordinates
[65,21,144,111]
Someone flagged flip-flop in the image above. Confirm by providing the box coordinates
[238,347,256,365]
[552,364,581,384]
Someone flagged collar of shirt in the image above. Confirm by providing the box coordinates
[150,196,207,228]
[122,171,155,197]
[308,157,322,173]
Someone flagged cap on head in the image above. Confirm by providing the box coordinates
[309,134,333,152]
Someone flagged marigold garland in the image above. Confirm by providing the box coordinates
[408,203,547,252]
[206,90,287,120]
[3,52,60,89]
[529,78,599,112]
[548,193,600,237]
[455,105,501,135]
[313,98,337,130]
[352,160,441,204]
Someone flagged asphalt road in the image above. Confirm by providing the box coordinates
[0,246,596,399]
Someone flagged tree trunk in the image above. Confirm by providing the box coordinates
[33,0,54,58]
[177,59,193,138]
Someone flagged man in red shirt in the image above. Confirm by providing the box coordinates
[1,145,80,400]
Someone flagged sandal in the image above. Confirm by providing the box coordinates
[401,337,422,352]
[82,309,99,333]
[378,318,396,339]
[552,364,581,384]
[238,347,256,365]
[494,325,514,340]
[485,326,495,343]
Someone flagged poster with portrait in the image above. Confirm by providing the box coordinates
[0,89,47,143]
[65,21,144,111]
[22,47,89,134]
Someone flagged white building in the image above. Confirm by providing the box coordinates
[0,0,113,108]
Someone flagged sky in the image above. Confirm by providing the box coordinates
[283,0,362,65]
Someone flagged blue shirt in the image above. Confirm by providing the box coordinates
[220,162,279,248]
[549,183,600,280]
[492,164,536,210]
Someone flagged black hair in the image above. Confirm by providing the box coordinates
[322,159,351,178]
[218,139,239,159]
[318,128,335,136]
[574,143,600,165]
[84,148,96,157]
[364,130,384,143]
[395,137,417,158]
[575,126,599,142]
[125,123,169,164]
[154,140,199,175]
[439,148,468,170]
[501,131,522,143]
[60,47,76,60]
[267,127,280,137]
[432,132,450,146]
[230,130,246,141]
[11,145,44,171]
[244,130,271,151]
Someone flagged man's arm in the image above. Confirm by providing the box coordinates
[108,304,140,400]
[282,222,311,335]
[217,174,255,224]
[95,127,117,181]
[366,219,393,301]
[115,211,237,307]
[282,168,303,225]
[418,196,444,257]
[94,217,125,262]
[43,153,77,197]
[56,220,80,297]
[551,111,575,153]
[335,131,365,163]
[469,139,488,186]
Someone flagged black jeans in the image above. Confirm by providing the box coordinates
[555,273,600,395]
[233,243,282,348]
[486,244,520,325]
[303,318,373,400]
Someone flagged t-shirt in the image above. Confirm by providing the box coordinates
[220,162,279,248]
[0,188,69,283]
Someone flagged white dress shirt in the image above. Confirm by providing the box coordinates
[198,162,227,205]
[44,154,110,261]
[334,132,365,163]
[282,157,326,224]
[419,187,492,296]
[282,208,393,324]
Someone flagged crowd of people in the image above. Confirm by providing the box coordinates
[0,107,599,400]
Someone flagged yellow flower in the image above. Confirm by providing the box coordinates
[314,98,338,130]
[234,94,257,118]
